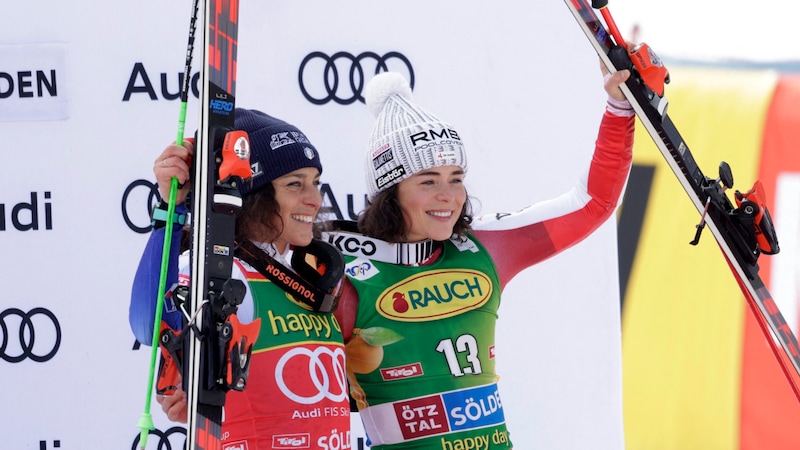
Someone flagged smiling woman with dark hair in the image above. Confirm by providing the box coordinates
[129,109,350,450]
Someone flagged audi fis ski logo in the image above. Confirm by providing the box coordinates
[298,51,414,105]
[121,179,161,234]
[131,426,186,450]
[275,346,347,404]
[1,307,61,363]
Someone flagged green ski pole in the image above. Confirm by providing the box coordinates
[137,1,200,448]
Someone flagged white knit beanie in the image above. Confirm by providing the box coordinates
[364,72,467,199]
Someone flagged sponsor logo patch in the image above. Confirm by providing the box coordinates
[376,269,492,321]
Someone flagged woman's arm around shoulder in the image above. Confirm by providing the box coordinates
[333,278,358,343]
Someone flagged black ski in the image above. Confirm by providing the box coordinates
[178,0,256,448]
[562,0,800,401]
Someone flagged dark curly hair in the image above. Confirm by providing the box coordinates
[236,183,284,242]
[357,184,473,242]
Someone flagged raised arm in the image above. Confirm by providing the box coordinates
[472,109,634,288]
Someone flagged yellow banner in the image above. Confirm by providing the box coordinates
[622,66,779,450]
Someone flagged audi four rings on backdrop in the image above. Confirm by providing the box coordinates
[1,307,61,363]
[121,51,414,234]
[131,426,186,450]
[121,179,161,234]
[298,51,414,105]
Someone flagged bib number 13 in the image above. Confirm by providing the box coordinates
[436,335,483,377]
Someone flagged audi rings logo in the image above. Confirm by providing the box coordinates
[298,51,415,105]
[122,179,161,234]
[275,347,348,404]
[1,308,61,363]
[131,426,186,450]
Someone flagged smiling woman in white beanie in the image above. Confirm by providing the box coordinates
[325,67,635,449]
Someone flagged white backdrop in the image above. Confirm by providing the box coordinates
[0,1,625,449]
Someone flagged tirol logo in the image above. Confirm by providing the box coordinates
[381,362,424,381]
[376,269,492,321]
[223,440,249,450]
[271,433,310,449]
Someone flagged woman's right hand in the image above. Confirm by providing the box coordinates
[600,62,631,103]
[156,386,189,423]
[153,138,194,205]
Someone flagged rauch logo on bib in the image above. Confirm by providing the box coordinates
[376,269,492,321]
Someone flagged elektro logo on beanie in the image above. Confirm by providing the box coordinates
[234,108,322,196]
[363,72,467,199]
